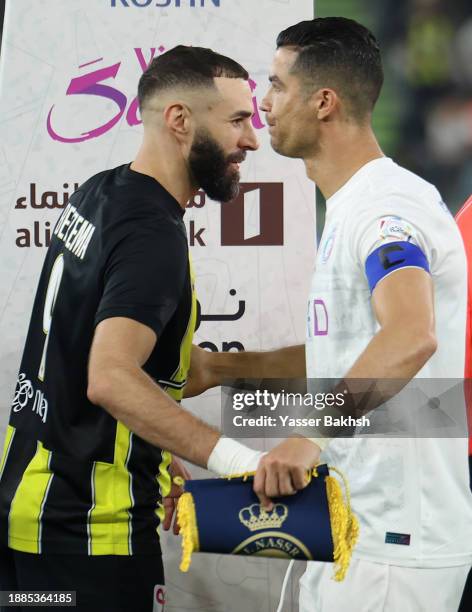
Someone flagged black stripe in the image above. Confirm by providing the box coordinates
[40,450,93,554]
[0,431,37,547]
[127,435,162,555]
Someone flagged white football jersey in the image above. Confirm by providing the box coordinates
[305,157,472,566]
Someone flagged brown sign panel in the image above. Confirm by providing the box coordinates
[220,183,284,246]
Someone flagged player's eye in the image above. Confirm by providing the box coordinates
[232,118,243,127]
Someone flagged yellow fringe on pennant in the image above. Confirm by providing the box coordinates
[176,492,200,572]
[325,466,360,582]
[225,470,255,481]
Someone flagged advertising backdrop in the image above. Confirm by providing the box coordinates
[0,1,315,610]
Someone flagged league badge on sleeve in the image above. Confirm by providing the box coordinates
[379,216,414,242]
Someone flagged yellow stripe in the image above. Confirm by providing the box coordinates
[89,421,133,555]
[155,450,172,524]
[0,425,15,479]
[166,253,197,401]
[8,441,53,554]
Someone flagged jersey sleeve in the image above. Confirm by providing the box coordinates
[348,195,434,293]
[95,219,188,337]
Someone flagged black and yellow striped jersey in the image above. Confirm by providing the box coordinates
[0,164,196,555]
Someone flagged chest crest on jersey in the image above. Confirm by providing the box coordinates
[318,224,338,265]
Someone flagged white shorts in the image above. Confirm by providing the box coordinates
[299,559,470,612]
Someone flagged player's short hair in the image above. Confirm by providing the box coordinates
[276,17,384,121]
[138,45,249,111]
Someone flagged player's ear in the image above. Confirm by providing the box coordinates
[163,103,193,139]
[311,88,338,121]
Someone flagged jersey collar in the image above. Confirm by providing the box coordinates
[326,157,393,213]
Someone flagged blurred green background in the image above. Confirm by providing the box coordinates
[315,0,472,238]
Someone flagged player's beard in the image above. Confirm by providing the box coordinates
[188,128,245,203]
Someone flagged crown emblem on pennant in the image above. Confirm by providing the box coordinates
[239,503,289,532]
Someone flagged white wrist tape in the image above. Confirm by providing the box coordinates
[207,437,265,477]
[307,437,332,451]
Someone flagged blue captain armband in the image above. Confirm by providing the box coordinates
[365,241,430,293]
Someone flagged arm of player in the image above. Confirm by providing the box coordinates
[183,343,306,398]
[87,317,219,466]
[324,266,438,416]
[345,266,437,379]
[253,267,437,508]
[339,211,437,405]
[87,316,264,474]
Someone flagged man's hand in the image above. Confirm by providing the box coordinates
[253,438,321,510]
[163,456,192,535]
[183,345,219,398]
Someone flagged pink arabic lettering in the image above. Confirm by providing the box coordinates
[248,78,265,129]
[47,47,265,143]
[47,62,126,143]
